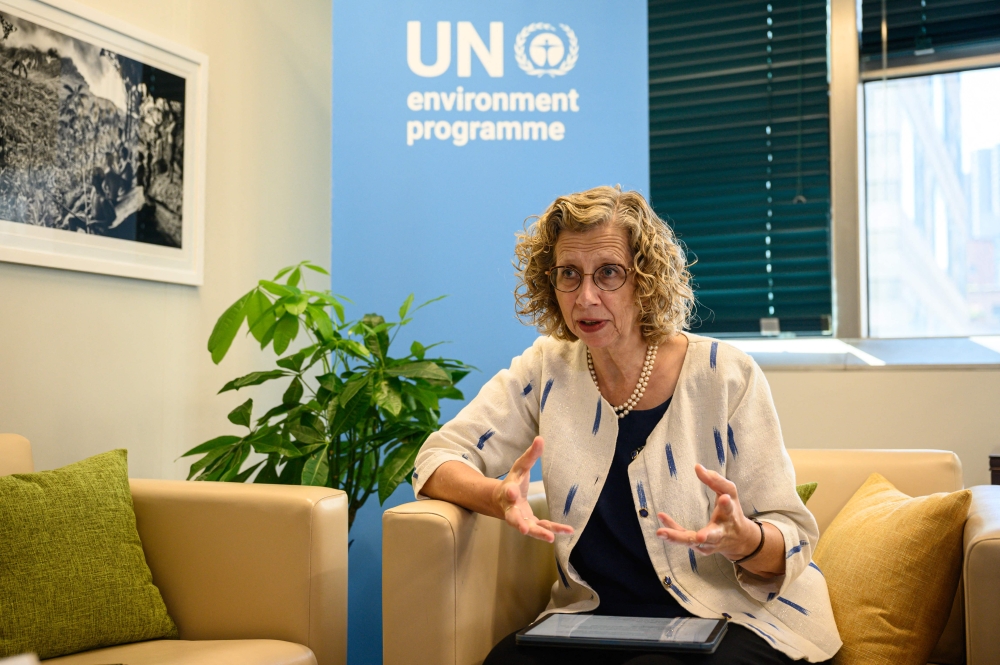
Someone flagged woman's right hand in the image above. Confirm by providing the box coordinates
[493,436,574,543]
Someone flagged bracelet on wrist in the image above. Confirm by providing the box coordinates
[731,516,765,566]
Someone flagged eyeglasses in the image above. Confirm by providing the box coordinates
[546,264,632,293]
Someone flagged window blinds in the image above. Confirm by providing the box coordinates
[648,0,832,335]
[860,0,1000,71]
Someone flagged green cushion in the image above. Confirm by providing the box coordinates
[797,481,818,505]
[0,449,177,659]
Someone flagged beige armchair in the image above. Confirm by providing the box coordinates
[383,449,1000,665]
[0,434,348,665]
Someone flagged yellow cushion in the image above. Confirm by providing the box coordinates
[814,473,970,665]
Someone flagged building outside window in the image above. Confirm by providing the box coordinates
[864,67,1000,337]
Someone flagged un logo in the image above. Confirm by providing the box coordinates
[514,23,578,77]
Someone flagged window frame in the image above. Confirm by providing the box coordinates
[829,0,1000,339]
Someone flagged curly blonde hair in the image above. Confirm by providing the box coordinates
[514,185,693,344]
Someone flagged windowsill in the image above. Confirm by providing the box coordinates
[725,336,1000,370]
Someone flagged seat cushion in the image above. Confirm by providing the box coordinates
[41,639,316,665]
[0,449,177,659]
[813,473,970,665]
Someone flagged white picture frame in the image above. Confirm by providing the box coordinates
[0,0,207,285]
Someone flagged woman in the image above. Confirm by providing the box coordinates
[414,186,840,664]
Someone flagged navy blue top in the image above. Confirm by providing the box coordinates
[568,397,691,618]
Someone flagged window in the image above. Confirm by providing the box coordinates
[859,0,1000,337]
[646,0,1000,343]
[864,68,1000,336]
[648,0,833,336]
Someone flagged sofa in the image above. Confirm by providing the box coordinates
[0,434,348,665]
[383,449,1000,665]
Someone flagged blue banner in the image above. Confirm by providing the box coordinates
[332,2,648,661]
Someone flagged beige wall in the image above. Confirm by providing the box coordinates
[0,0,332,479]
[767,368,1000,488]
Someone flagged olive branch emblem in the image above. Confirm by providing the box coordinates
[514,23,579,77]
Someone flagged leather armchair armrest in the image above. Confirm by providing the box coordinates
[382,482,554,665]
[0,433,34,475]
[129,479,348,665]
[964,485,1000,665]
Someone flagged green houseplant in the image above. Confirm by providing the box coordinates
[181,262,472,528]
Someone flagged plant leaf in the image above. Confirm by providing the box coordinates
[308,292,345,322]
[256,401,297,424]
[277,456,306,484]
[378,439,423,504]
[289,420,326,444]
[260,280,297,297]
[199,448,240,481]
[207,292,251,364]
[398,293,415,320]
[303,263,330,275]
[375,381,403,417]
[287,267,302,288]
[259,319,278,349]
[435,386,465,401]
[361,313,389,358]
[448,369,472,384]
[329,381,370,438]
[410,341,425,360]
[283,377,305,405]
[339,375,368,406]
[307,304,334,341]
[329,297,345,323]
[232,460,265,483]
[283,442,325,458]
[385,361,451,383]
[227,398,254,428]
[315,386,334,407]
[187,445,231,480]
[219,443,252,481]
[254,459,280,484]
[316,372,339,392]
[181,435,242,458]
[219,369,288,394]
[246,291,275,343]
[249,430,300,456]
[272,313,300,355]
[276,345,316,372]
[302,447,330,486]
[402,383,439,412]
[414,294,447,312]
[339,339,370,359]
[284,294,308,316]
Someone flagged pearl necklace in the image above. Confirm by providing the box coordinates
[587,344,659,418]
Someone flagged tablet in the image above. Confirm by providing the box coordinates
[515,614,728,653]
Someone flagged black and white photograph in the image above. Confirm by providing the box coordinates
[0,9,184,247]
[0,0,205,284]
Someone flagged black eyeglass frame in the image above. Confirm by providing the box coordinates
[545,263,633,293]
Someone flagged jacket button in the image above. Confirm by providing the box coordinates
[663,576,671,587]
[639,509,649,517]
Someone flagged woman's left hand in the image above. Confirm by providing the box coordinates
[655,463,760,561]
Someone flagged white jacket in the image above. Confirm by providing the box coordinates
[413,332,842,662]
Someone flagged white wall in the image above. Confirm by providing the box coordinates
[0,0,332,479]
[766,367,1000,488]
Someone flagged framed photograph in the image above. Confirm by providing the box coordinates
[0,0,207,285]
